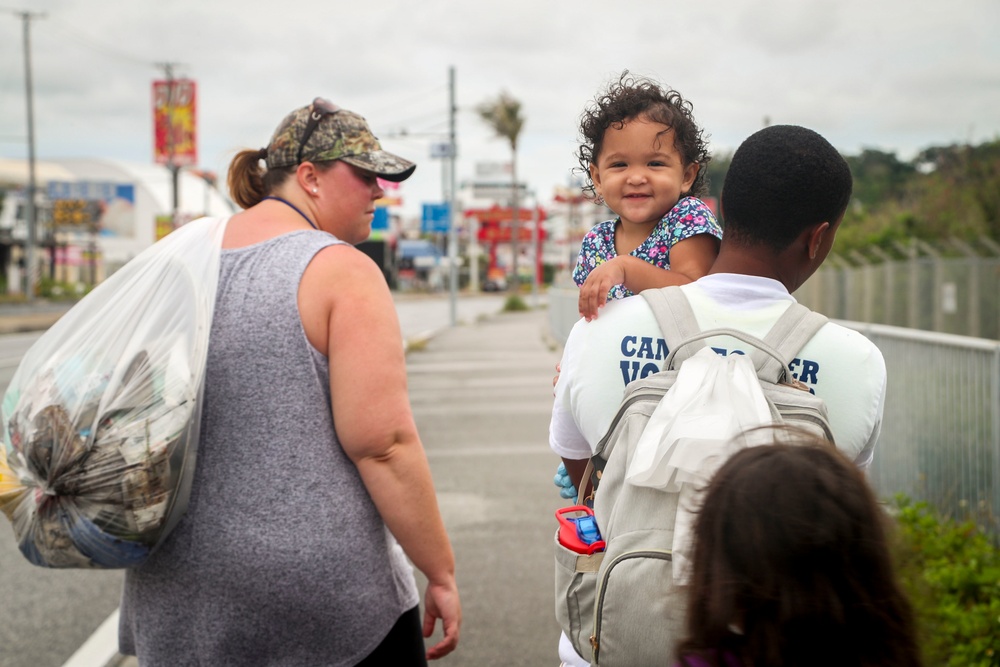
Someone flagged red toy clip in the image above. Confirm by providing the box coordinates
[556,505,606,555]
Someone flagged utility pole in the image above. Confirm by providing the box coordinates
[447,66,458,326]
[531,194,540,306]
[8,9,46,300]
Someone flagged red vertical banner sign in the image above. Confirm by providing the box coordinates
[152,79,197,166]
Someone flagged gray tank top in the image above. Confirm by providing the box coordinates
[119,230,418,666]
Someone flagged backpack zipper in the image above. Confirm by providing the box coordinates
[590,549,673,662]
[770,404,835,442]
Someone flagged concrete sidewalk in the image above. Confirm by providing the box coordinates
[0,301,73,334]
[99,306,566,666]
[406,306,566,666]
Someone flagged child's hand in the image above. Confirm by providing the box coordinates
[553,462,578,500]
[579,259,626,321]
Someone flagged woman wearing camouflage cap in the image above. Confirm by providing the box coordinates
[118,98,461,665]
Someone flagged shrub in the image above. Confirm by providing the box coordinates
[502,294,529,312]
[36,277,88,301]
[891,496,1000,666]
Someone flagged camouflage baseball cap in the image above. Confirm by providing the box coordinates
[265,98,416,182]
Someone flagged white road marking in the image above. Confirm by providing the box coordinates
[60,608,120,667]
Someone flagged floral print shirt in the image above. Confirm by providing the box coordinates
[573,196,723,300]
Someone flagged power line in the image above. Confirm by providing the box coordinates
[46,15,163,69]
[369,85,448,118]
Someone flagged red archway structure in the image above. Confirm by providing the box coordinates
[465,205,548,283]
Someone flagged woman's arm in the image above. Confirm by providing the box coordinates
[302,246,461,659]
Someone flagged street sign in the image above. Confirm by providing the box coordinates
[430,142,455,158]
[371,207,389,231]
[470,182,528,202]
[475,162,511,178]
[47,181,137,238]
[421,203,451,233]
[47,181,134,202]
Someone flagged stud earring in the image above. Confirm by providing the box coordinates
[312,188,318,194]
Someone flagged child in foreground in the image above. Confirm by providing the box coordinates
[675,434,922,667]
[574,71,722,320]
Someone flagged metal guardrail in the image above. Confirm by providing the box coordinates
[848,321,1000,534]
[547,286,580,347]
[547,289,1000,534]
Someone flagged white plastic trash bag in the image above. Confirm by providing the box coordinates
[625,347,775,583]
[0,216,227,568]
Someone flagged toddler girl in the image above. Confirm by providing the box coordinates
[574,72,722,320]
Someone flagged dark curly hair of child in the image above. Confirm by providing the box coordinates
[577,71,711,200]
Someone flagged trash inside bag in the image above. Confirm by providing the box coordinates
[0,217,227,568]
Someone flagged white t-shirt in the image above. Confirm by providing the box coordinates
[550,273,887,468]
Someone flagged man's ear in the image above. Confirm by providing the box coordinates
[807,221,831,260]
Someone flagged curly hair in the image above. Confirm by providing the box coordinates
[576,71,710,199]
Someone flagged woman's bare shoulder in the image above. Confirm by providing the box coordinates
[298,242,394,353]
[305,241,382,282]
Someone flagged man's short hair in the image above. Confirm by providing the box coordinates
[721,125,853,251]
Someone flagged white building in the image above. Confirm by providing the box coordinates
[0,157,235,292]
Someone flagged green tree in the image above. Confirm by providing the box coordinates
[477,91,525,290]
[845,148,916,212]
[831,139,1000,256]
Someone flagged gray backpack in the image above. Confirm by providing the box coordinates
[554,286,833,666]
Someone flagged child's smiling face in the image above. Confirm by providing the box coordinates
[589,116,698,230]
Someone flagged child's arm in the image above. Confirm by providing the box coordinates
[578,234,719,320]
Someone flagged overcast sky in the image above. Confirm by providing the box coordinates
[1,0,998,218]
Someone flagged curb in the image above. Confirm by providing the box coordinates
[403,328,443,354]
[0,311,69,335]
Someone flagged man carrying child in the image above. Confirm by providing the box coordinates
[550,124,887,667]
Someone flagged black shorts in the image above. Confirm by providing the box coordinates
[356,606,427,667]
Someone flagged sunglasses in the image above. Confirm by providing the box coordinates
[296,98,343,165]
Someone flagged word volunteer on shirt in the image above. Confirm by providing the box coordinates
[618,334,821,391]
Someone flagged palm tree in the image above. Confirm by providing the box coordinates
[477,92,525,291]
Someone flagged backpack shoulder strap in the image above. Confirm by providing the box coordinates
[641,287,703,366]
[585,287,701,503]
[752,303,828,383]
